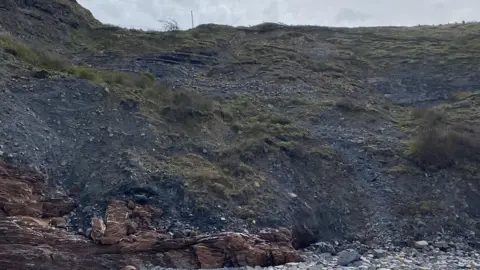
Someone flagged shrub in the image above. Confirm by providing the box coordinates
[335,97,360,111]
[69,66,99,81]
[158,19,180,32]
[410,107,445,127]
[134,72,156,88]
[409,109,480,169]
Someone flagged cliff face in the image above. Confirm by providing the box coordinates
[1,1,480,269]
[0,161,301,269]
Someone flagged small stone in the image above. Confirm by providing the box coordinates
[90,217,106,243]
[313,242,336,254]
[374,249,387,258]
[415,240,429,249]
[49,217,67,228]
[337,249,361,266]
[126,200,135,209]
[120,266,137,270]
[287,192,298,198]
[434,241,449,251]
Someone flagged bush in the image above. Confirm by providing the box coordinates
[335,97,361,111]
[409,108,480,169]
[158,19,180,32]
[69,66,99,81]
[410,107,445,126]
[134,72,156,88]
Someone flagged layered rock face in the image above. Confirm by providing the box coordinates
[0,161,302,269]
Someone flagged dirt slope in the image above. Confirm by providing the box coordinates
[1,1,480,268]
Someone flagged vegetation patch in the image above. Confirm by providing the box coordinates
[406,105,480,170]
[165,153,270,216]
[0,33,70,71]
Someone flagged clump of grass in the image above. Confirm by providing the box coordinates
[160,90,217,124]
[410,107,446,126]
[166,153,264,209]
[335,97,363,112]
[69,65,99,81]
[69,66,156,89]
[0,33,70,71]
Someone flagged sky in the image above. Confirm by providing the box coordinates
[77,0,478,31]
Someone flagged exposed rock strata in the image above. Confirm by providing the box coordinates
[0,161,302,269]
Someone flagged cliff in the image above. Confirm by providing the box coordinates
[1,0,480,269]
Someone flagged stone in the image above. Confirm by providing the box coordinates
[434,241,449,251]
[102,200,130,244]
[313,242,336,254]
[126,200,135,209]
[126,220,138,235]
[337,249,361,266]
[415,240,429,249]
[374,249,388,258]
[120,266,137,270]
[32,70,50,79]
[42,197,77,217]
[49,217,67,228]
[90,217,106,243]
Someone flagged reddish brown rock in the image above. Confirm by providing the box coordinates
[42,197,77,218]
[259,227,294,243]
[0,162,44,217]
[91,217,106,243]
[126,220,138,235]
[0,161,303,269]
[102,200,130,244]
[131,204,158,229]
[194,244,226,268]
[49,217,67,228]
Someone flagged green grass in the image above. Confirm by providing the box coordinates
[0,33,70,71]
[68,66,156,89]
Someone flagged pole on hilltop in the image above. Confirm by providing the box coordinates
[191,10,194,28]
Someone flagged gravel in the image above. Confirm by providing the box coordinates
[139,240,480,270]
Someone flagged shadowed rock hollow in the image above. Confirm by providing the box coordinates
[1,0,480,269]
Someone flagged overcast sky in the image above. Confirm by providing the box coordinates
[77,0,478,30]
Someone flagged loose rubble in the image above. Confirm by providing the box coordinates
[154,244,479,270]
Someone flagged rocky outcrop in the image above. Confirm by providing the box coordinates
[0,161,302,269]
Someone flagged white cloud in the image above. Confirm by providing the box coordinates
[77,0,478,31]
